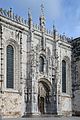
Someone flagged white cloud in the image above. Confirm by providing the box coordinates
[44,0,63,19]
[17,0,63,21]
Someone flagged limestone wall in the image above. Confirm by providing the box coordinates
[71,38,80,116]
[72,90,80,115]
[0,14,28,118]
[56,40,72,116]
[0,92,22,118]
[61,95,72,116]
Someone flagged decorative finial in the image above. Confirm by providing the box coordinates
[9,8,12,18]
[28,8,32,19]
[41,4,44,16]
[53,20,55,30]
[53,24,55,31]
[53,21,56,40]
[10,8,12,11]
[39,4,45,32]
[28,8,32,30]
[63,32,65,35]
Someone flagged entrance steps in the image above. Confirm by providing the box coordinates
[22,114,63,118]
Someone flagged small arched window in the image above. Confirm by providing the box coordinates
[6,45,14,88]
[39,56,44,72]
[41,37,44,49]
[62,60,66,93]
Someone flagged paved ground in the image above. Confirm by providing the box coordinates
[2,116,80,120]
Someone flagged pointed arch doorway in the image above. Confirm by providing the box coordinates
[38,79,51,114]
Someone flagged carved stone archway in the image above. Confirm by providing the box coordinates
[38,79,51,114]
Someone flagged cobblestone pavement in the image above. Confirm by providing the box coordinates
[2,116,80,120]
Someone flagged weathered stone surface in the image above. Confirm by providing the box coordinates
[71,38,80,116]
[0,92,22,117]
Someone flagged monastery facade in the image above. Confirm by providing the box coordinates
[0,7,79,118]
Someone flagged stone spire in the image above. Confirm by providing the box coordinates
[53,23,56,40]
[39,4,46,32]
[28,8,32,30]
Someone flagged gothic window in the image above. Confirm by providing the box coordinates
[62,60,66,93]
[39,56,44,72]
[6,45,14,88]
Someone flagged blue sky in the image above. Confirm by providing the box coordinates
[0,0,80,38]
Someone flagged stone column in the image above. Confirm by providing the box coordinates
[0,24,4,119]
[0,25,3,92]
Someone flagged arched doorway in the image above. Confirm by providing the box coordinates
[38,97,44,114]
[38,79,51,114]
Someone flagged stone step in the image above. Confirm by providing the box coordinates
[22,114,63,118]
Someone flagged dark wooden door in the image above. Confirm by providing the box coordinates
[39,97,44,114]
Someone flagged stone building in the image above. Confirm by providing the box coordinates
[0,7,72,118]
[71,38,80,116]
